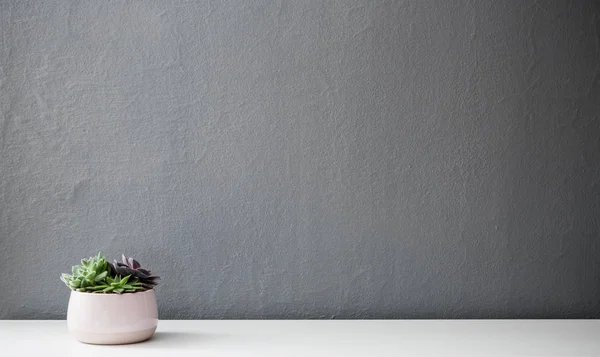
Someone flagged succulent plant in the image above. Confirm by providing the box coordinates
[60,252,111,292]
[109,254,160,290]
[61,252,158,294]
[85,275,145,294]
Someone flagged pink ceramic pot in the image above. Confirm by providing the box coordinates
[67,289,158,345]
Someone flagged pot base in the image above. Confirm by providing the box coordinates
[72,327,157,345]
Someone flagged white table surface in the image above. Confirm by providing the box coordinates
[1,320,599,356]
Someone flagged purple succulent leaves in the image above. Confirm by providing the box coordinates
[109,254,160,290]
[127,255,139,269]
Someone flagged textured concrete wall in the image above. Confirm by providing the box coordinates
[1,0,599,319]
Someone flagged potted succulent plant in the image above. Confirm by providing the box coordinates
[60,252,160,344]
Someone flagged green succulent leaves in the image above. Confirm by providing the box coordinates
[60,252,149,294]
[60,252,108,291]
[81,275,145,294]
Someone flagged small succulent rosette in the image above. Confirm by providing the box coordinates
[61,252,160,294]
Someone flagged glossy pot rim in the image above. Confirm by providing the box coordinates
[69,289,156,298]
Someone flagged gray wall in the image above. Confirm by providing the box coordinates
[1,0,599,319]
